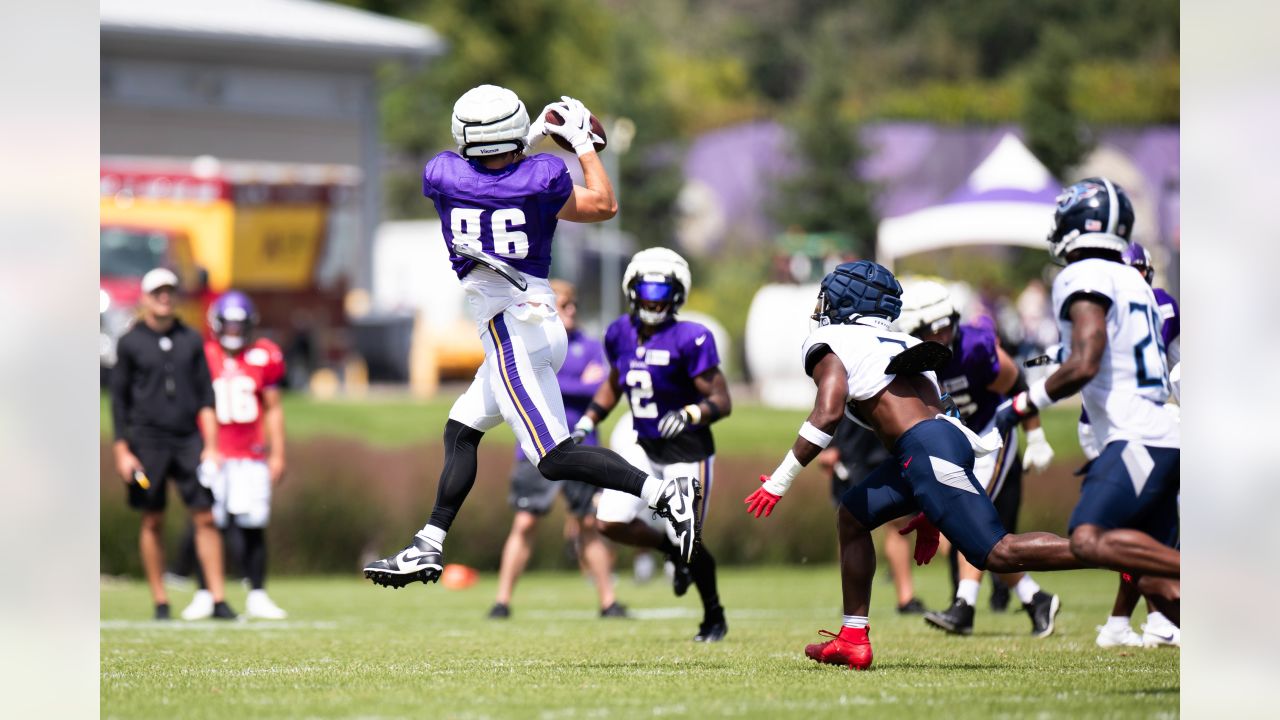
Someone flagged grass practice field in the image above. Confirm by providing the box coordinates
[99,391,1088,461]
[101,565,1177,719]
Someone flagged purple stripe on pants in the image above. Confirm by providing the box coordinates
[491,313,557,457]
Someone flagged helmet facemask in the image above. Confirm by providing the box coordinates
[631,275,682,326]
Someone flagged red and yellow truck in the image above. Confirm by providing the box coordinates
[99,157,360,386]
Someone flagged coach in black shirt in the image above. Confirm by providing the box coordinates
[110,268,235,620]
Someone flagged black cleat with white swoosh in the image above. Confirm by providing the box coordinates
[652,476,702,564]
[364,536,444,589]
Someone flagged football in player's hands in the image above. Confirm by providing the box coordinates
[544,107,608,154]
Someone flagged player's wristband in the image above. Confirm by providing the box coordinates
[586,401,608,422]
[703,398,723,423]
[682,403,703,425]
[764,451,804,496]
[572,137,596,156]
[1028,378,1054,411]
[798,421,833,448]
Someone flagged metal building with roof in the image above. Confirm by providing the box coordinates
[100,0,445,287]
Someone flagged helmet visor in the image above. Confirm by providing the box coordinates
[635,280,675,303]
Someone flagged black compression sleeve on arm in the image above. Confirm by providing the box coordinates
[426,419,486,531]
[537,440,647,496]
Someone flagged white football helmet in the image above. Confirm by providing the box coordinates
[623,248,692,326]
[451,85,530,158]
[895,279,957,338]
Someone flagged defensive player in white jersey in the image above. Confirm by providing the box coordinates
[1089,242,1181,648]
[745,260,1082,671]
[364,85,701,590]
[994,177,1180,625]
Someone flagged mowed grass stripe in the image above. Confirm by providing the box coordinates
[102,565,1175,719]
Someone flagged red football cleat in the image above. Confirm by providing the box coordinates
[805,626,873,670]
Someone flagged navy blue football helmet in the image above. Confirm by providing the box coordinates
[813,260,903,326]
[1047,177,1134,260]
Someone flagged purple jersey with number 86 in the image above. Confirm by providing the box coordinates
[423,151,574,279]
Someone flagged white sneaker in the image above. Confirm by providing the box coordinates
[1095,623,1143,648]
[246,589,288,620]
[1141,615,1179,647]
[181,589,214,620]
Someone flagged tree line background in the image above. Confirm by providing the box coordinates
[339,0,1176,348]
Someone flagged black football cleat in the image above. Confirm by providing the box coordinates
[653,476,702,564]
[924,598,975,636]
[487,603,511,619]
[896,597,927,615]
[211,601,239,621]
[600,602,629,619]
[364,536,444,589]
[694,607,728,642]
[154,603,171,621]
[1024,591,1061,638]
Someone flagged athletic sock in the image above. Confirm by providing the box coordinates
[956,579,981,606]
[841,615,869,630]
[416,524,447,550]
[1146,611,1171,628]
[1014,575,1042,604]
[1105,615,1133,632]
[690,546,720,611]
[641,476,665,507]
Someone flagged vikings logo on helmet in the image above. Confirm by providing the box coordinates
[208,290,258,352]
[1122,241,1155,285]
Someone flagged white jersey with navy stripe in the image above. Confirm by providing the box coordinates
[801,322,941,406]
[1052,258,1178,448]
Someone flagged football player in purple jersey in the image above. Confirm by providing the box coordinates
[573,248,734,642]
[364,85,702,590]
[488,280,626,620]
[1091,241,1181,648]
[896,280,1062,638]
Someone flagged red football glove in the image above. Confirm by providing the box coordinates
[898,512,940,566]
[744,475,782,518]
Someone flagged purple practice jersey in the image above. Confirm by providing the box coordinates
[605,315,720,462]
[422,151,573,279]
[1153,287,1180,361]
[514,329,607,463]
[938,317,1005,432]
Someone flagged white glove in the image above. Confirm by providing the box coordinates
[523,103,557,150]
[1022,426,1054,473]
[544,96,596,156]
[570,415,594,444]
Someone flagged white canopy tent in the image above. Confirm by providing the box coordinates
[876,134,1060,269]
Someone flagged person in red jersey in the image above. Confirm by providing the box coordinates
[180,290,289,620]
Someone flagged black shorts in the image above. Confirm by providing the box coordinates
[509,460,599,517]
[127,434,213,512]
